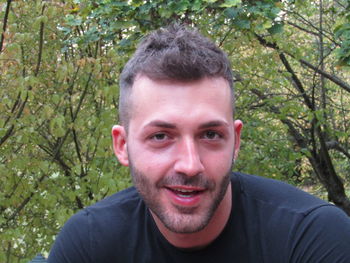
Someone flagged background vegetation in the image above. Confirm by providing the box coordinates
[1,0,349,261]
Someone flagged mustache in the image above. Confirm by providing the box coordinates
[156,173,215,189]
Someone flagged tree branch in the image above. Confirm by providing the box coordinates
[286,8,335,41]
[250,88,309,149]
[219,27,234,47]
[37,143,71,174]
[278,53,314,110]
[319,0,327,112]
[286,21,339,47]
[0,0,12,53]
[72,72,92,121]
[0,3,45,147]
[6,242,11,263]
[5,172,24,199]
[72,128,83,166]
[326,141,350,160]
[4,173,47,226]
[251,87,350,214]
[255,34,350,93]
[0,125,14,147]
[287,21,319,37]
[67,67,83,167]
[34,4,46,76]
[298,58,350,93]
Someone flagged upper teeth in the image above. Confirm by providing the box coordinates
[174,188,194,193]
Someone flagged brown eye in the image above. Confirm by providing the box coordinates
[203,131,221,140]
[151,133,168,141]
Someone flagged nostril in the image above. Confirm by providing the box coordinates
[173,158,204,177]
[174,138,205,176]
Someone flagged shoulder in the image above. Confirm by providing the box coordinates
[49,187,143,262]
[289,205,350,262]
[72,186,144,236]
[231,172,329,214]
[63,186,141,228]
[230,172,350,262]
[87,186,141,213]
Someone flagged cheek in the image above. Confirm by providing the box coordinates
[129,144,175,175]
[201,148,234,174]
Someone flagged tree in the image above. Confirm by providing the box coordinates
[243,0,350,214]
[0,1,129,261]
[0,0,349,261]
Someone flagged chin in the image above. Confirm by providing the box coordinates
[155,206,213,234]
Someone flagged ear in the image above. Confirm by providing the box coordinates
[112,125,129,166]
[233,120,243,161]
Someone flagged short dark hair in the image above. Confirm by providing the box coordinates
[119,24,234,127]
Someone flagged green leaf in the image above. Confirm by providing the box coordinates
[224,7,239,19]
[262,20,272,29]
[234,19,250,29]
[220,0,241,8]
[192,0,203,11]
[174,0,190,12]
[43,105,54,118]
[65,14,83,26]
[110,20,137,30]
[268,23,284,34]
[50,115,66,137]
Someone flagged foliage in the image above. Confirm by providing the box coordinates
[0,1,129,261]
[0,0,349,261]
[334,0,350,66]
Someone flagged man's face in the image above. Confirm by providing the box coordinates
[112,75,242,234]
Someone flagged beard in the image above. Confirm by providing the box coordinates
[129,161,232,234]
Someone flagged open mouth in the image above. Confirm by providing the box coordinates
[166,186,205,198]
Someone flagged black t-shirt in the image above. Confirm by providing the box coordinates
[48,173,350,262]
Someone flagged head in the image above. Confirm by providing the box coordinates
[112,25,242,241]
[118,24,235,129]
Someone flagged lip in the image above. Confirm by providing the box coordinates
[164,185,205,207]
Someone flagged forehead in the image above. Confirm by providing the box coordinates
[128,75,233,130]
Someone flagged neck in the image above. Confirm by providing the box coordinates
[152,183,232,249]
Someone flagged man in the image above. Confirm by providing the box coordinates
[49,25,350,262]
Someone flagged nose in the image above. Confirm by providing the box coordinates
[174,137,204,177]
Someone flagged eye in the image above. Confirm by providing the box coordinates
[202,131,222,140]
[150,132,169,141]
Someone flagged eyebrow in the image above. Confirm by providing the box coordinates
[144,120,229,129]
[144,120,177,129]
[198,120,229,129]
